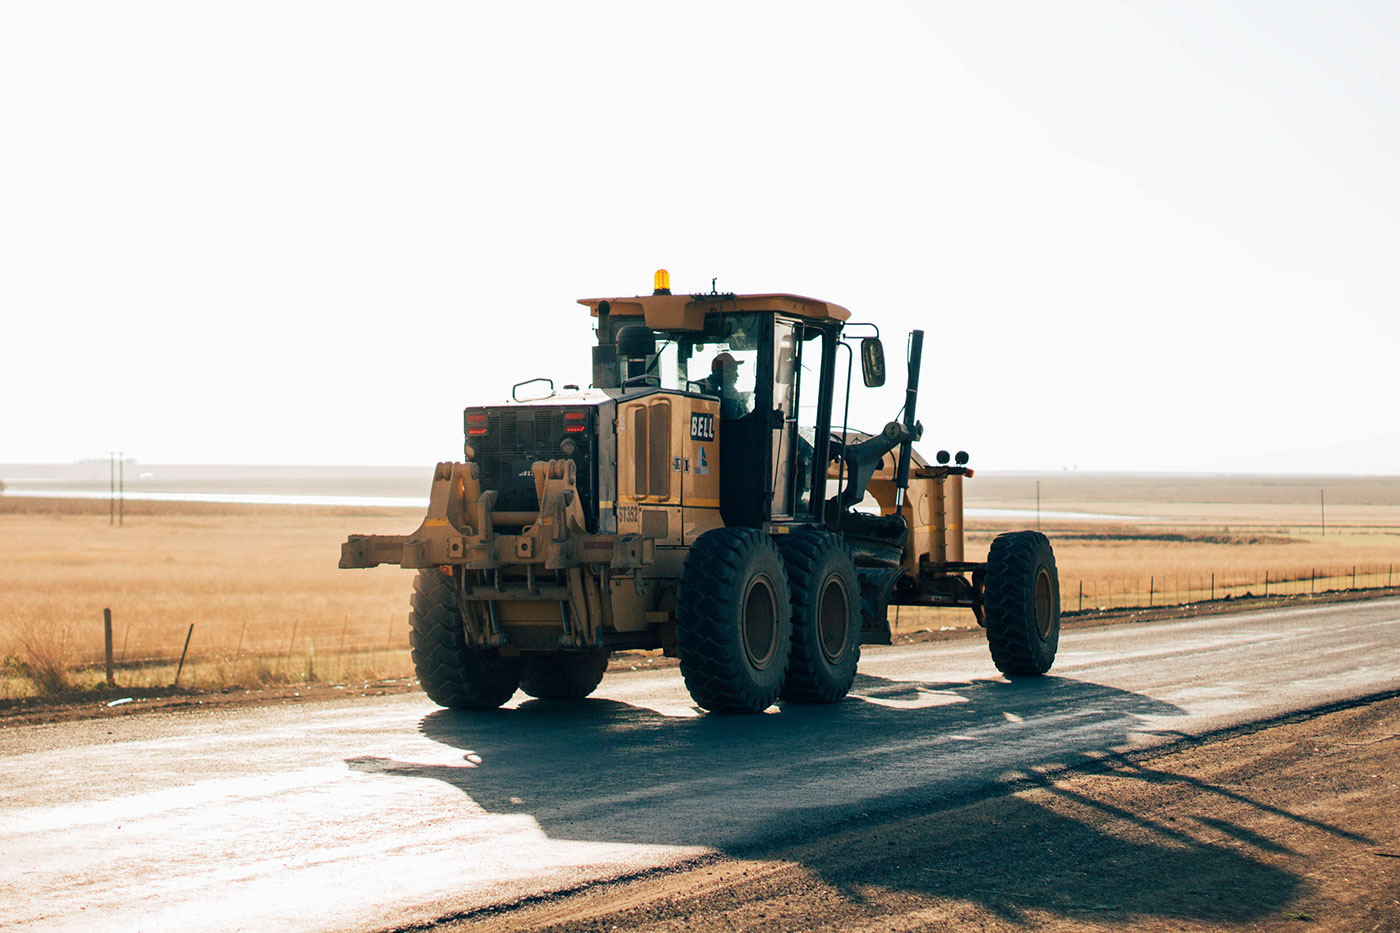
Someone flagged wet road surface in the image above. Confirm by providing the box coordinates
[2,598,1398,932]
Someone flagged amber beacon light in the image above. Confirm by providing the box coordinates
[653,268,671,295]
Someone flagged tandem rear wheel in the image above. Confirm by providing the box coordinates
[778,528,861,704]
[675,527,793,714]
[408,568,523,710]
[520,650,610,701]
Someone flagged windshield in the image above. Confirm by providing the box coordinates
[612,313,763,416]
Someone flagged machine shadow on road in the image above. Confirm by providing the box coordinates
[345,673,1310,924]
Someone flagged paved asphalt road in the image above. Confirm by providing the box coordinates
[3,598,1398,932]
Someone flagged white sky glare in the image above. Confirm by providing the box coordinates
[2,1,1397,473]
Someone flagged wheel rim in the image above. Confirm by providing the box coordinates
[817,574,851,663]
[742,573,779,669]
[1034,567,1054,639]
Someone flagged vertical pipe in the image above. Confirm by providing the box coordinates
[893,330,924,506]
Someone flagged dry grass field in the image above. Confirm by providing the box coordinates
[968,472,1400,606]
[2,472,1397,700]
[0,497,418,698]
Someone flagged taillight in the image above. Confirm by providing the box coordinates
[466,412,488,436]
[564,410,587,434]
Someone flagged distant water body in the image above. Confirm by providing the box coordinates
[2,487,1137,520]
[2,489,427,508]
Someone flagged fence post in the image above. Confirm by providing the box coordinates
[1264,570,1269,597]
[1149,577,1154,607]
[103,608,115,687]
[1078,580,1083,612]
[173,624,194,687]
[1211,573,1215,601]
[337,616,350,680]
[1352,566,1357,590]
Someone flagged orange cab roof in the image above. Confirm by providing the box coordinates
[577,292,850,332]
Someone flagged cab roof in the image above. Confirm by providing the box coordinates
[577,292,850,332]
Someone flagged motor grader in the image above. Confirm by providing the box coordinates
[341,271,1061,713]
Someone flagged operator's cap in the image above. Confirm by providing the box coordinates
[711,352,744,371]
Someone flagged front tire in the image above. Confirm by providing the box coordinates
[409,569,523,709]
[983,531,1060,676]
[676,528,792,713]
[519,651,610,700]
[778,529,861,703]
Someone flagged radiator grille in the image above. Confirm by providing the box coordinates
[467,406,595,528]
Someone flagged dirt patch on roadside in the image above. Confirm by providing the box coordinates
[0,679,427,725]
[452,696,1400,933]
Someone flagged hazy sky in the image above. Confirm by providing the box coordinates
[3,1,1397,473]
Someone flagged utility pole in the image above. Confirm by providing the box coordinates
[118,451,124,527]
[1036,480,1041,531]
[109,452,116,526]
[1320,488,1325,537]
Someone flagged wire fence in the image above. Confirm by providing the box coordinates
[884,563,1399,635]
[58,612,416,689]
[26,562,1400,691]
[1062,562,1396,614]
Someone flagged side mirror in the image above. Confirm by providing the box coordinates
[860,337,886,387]
[774,334,794,387]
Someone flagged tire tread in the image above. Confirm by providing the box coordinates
[983,531,1059,676]
[409,569,523,709]
[675,528,791,713]
[778,528,861,704]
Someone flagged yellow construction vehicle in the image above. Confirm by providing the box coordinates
[342,271,1060,712]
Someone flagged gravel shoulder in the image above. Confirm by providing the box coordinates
[447,694,1400,933]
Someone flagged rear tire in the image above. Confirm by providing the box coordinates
[676,527,792,713]
[778,529,861,703]
[983,531,1060,676]
[519,651,610,700]
[409,569,523,709]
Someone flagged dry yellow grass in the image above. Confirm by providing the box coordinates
[0,497,420,697]
[2,474,1398,698]
[889,472,1400,631]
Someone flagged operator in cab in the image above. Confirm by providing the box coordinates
[702,352,751,420]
